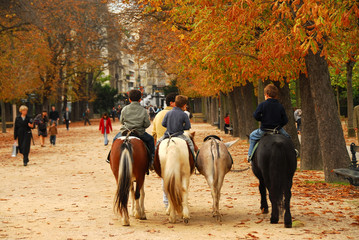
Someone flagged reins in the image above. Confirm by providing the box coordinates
[231,166,251,173]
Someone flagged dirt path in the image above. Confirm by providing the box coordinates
[0,121,358,240]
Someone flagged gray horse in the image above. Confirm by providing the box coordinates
[196,135,238,221]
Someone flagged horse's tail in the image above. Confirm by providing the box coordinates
[210,139,220,187]
[114,141,133,217]
[270,142,286,214]
[164,144,183,214]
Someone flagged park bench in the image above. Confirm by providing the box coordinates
[333,143,359,186]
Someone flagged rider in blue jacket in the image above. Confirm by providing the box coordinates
[248,84,291,162]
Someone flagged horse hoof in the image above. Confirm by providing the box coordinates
[270,219,279,224]
[184,218,189,224]
[216,215,222,222]
[285,223,292,228]
[140,216,147,220]
[122,221,130,226]
[261,208,269,214]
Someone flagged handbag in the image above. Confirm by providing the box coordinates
[11,142,18,157]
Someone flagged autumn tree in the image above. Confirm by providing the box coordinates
[125,0,359,182]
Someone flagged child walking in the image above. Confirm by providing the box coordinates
[99,113,112,146]
[49,122,58,146]
[248,84,291,161]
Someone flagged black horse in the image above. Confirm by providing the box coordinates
[251,133,297,228]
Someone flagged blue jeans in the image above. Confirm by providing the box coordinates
[50,135,56,145]
[248,128,290,157]
[104,127,108,145]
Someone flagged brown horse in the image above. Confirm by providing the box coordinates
[110,135,150,226]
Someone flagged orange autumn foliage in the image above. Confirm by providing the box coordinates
[129,0,359,97]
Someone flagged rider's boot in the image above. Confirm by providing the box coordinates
[149,154,155,171]
[106,151,111,163]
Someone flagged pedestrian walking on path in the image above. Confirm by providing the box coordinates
[111,107,116,122]
[224,113,230,134]
[49,106,60,125]
[63,107,71,131]
[99,113,112,146]
[84,108,91,126]
[294,108,302,132]
[49,122,58,146]
[14,105,34,166]
[35,110,49,147]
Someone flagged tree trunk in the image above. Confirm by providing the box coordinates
[207,97,212,125]
[202,97,207,122]
[274,81,301,152]
[1,100,6,133]
[5,103,12,122]
[299,72,323,170]
[229,90,239,137]
[295,78,301,108]
[72,101,79,122]
[336,86,340,116]
[242,82,258,135]
[233,86,247,139]
[305,49,350,182]
[346,59,356,137]
[12,104,17,124]
[258,79,264,104]
[220,92,225,131]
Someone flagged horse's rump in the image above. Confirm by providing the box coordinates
[110,137,149,180]
[252,133,297,227]
[154,138,195,178]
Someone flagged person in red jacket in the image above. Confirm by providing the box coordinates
[224,113,230,134]
[99,113,112,146]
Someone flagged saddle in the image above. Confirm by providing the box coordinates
[153,139,195,178]
[121,130,152,164]
[203,135,221,142]
[249,128,281,160]
[196,135,234,164]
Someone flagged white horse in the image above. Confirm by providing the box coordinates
[158,132,197,224]
[196,136,238,221]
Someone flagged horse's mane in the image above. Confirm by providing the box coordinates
[204,135,221,142]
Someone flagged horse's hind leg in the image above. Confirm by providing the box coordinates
[269,189,279,224]
[139,185,147,220]
[134,178,143,219]
[122,209,130,226]
[130,183,135,217]
[284,186,292,228]
[182,176,190,224]
[214,172,225,222]
[168,202,176,223]
[259,179,269,214]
